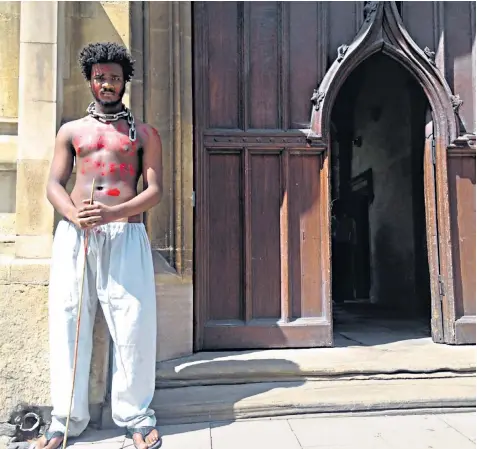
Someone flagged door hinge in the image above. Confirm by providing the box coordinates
[192,191,196,208]
[431,138,436,165]
[438,275,445,297]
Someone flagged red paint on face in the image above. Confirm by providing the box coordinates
[129,164,135,176]
[106,188,121,197]
[90,63,124,103]
[109,163,116,173]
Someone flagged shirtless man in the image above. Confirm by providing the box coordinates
[37,42,162,449]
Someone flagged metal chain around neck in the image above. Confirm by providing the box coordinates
[86,102,137,142]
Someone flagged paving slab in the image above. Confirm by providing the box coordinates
[22,412,474,449]
[439,412,476,442]
[289,413,476,449]
[375,414,476,449]
[289,415,392,447]
[210,420,301,449]
[71,429,124,445]
[123,423,211,449]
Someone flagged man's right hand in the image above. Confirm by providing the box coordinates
[70,205,101,229]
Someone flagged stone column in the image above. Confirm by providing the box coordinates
[15,1,65,259]
[145,2,194,362]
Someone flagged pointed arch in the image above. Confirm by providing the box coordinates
[308,1,468,344]
[309,1,459,145]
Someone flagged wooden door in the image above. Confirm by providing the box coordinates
[423,115,445,342]
[193,2,332,350]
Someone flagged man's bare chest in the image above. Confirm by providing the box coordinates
[72,124,139,156]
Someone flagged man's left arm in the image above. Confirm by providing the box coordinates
[111,126,163,219]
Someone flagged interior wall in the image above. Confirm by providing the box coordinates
[350,55,420,311]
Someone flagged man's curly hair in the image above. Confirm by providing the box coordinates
[78,42,135,82]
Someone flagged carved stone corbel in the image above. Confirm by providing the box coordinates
[423,47,436,66]
[310,89,325,111]
[364,1,378,22]
[337,44,349,62]
[450,94,463,113]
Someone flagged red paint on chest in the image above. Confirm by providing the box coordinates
[106,188,121,197]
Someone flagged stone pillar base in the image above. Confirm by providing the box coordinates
[15,235,53,259]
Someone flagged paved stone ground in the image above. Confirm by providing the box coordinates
[67,412,475,449]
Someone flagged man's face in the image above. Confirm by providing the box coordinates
[90,62,125,107]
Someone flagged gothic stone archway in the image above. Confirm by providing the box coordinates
[307,1,471,344]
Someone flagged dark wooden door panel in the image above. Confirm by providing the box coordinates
[289,3,321,129]
[207,151,243,321]
[448,149,476,344]
[249,2,280,129]
[289,154,323,318]
[250,153,282,319]
[194,2,332,350]
[207,3,240,128]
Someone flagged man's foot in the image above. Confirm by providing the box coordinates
[130,428,161,449]
[32,433,64,449]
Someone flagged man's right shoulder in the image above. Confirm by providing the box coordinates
[57,117,89,137]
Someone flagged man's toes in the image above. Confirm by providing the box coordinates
[33,436,47,449]
[132,435,147,449]
[43,436,63,449]
[145,430,160,447]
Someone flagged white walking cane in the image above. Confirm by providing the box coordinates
[62,178,96,449]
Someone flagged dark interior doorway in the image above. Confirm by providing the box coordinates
[330,53,432,343]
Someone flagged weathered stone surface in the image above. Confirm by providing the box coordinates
[20,2,60,45]
[0,423,16,438]
[155,338,476,387]
[0,3,20,119]
[156,282,193,362]
[0,284,50,422]
[149,376,476,425]
[15,157,52,232]
[0,280,110,422]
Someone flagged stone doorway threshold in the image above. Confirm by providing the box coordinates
[155,337,474,388]
[135,338,476,426]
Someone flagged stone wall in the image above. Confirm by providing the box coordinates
[0,0,194,427]
[0,2,20,241]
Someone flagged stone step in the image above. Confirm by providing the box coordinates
[0,236,15,256]
[100,375,476,428]
[155,339,476,388]
[146,376,476,425]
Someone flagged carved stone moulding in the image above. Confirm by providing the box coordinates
[450,94,463,113]
[337,44,349,62]
[311,89,325,111]
[203,133,326,149]
[423,46,436,66]
[447,133,476,157]
[308,1,460,146]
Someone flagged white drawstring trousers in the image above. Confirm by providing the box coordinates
[48,220,157,436]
